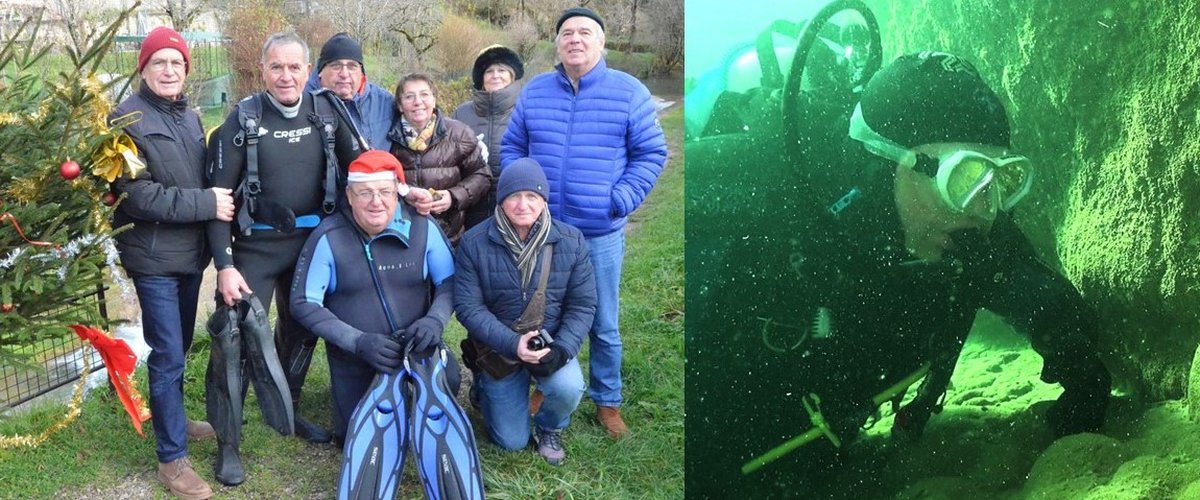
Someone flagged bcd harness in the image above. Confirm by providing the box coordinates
[229,89,365,236]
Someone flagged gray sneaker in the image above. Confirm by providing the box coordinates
[534,428,566,466]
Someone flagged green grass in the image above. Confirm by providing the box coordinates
[0,105,684,498]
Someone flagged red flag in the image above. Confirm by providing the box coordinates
[70,324,150,437]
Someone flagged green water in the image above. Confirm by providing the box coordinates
[684,0,1200,498]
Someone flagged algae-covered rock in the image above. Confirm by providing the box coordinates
[865,0,1200,400]
[1023,433,1125,494]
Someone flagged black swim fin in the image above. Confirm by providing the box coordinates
[337,367,408,499]
[239,293,295,436]
[405,346,485,500]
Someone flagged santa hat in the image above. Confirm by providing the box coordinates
[347,150,405,183]
[138,26,190,74]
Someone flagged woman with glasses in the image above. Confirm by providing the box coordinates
[388,73,491,245]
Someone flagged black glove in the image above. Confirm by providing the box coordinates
[525,344,569,378]
[408,316,444,353]
[355,332,402,374]
[250,197,296,233]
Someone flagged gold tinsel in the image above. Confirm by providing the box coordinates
[0,354,89,449]
[92,133,146,182]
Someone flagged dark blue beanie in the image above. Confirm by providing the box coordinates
[497,158,548,205]
[317,32,363,72]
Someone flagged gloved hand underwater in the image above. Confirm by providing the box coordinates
[525,344,569,378]
[355,332,402,374]
[407,316,444,353]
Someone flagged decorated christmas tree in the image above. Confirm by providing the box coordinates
[0,7,139,369]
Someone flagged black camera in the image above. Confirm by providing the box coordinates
[526,329,554,351]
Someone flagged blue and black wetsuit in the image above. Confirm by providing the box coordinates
[289,202,458,441]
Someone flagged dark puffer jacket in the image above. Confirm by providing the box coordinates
[453,217,596,360]
[110,85,215,276]
[388,112,490,243]
[451,82,520,176]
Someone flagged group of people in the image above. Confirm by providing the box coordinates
[110,6,666,499]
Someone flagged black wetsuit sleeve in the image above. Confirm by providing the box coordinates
[289,227,367,353]
[205,109,248,269]
[980,217,1101,376]
[424,276,454,329]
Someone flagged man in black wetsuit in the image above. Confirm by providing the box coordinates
[685,51,1112,497]
[206,31,427,485]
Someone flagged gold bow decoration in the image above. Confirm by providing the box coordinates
[91,126,146,182]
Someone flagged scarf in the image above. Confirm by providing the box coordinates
[400,113,438,152]
[495,205,552,288]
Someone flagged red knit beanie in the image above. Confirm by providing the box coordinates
[138,26,190,74]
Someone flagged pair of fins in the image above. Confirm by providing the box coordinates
[206,293,295,438]
[338,344,484,500]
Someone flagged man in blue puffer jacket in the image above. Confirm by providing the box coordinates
[501,6,668,438]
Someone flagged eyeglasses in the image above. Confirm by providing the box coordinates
[148,58,186,73]
[350,188,397,202]
[401,91,435,102]
[848,103,1033,213]
[328,61,362,73]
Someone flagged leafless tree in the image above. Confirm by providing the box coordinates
[646,0,682,74]
[46,0,112,55]
[314,0,442,60]
[156,0,211,32]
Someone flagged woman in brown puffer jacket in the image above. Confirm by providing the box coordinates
[389,73,491,244]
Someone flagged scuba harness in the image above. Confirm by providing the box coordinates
[226,88,366,236]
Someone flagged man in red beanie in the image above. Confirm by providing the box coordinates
[112,24,234,499]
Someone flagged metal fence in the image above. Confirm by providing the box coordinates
[0,285,110,410]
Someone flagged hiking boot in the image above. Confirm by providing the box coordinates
[294,414,332,443]
[186,420,215,441]
[596,406,629,439]
[157,457,213,499]
[534,428,566,466]
[529,389,544,416]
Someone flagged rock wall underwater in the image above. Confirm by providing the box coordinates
[866,0,1200,400]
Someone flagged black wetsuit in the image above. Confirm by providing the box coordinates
[684,128,1111,497]
[207,90,363,409]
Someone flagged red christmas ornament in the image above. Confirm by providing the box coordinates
[102,191,118,206]
[60,159,81,180]
[1,304,13,314]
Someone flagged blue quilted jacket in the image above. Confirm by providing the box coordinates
[500,59,668,237]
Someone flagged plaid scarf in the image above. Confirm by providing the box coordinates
[400,113,438,152]
[495,205,552,288]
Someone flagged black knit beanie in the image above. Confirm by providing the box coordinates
[556,7,605,33]
[860,51,1010,149]
[472,45,524,90]
[316,32,364,72]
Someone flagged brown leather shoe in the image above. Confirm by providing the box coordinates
[186,420,215,441]
[529,389,544,416]
[596,406,629,439]
[157,457,213,500]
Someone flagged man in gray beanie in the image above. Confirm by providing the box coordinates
[686,50,1111,496]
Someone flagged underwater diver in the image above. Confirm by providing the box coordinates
[288,151,482,499]
[686,45,1113,496]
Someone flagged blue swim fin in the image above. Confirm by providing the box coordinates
[405,346,485,500]
[337,369,408,500]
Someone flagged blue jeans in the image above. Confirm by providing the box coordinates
[478,358,585,450]
[134,273,202,463]
[586,230,625,407]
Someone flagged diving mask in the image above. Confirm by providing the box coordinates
[848,103,1033,212]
